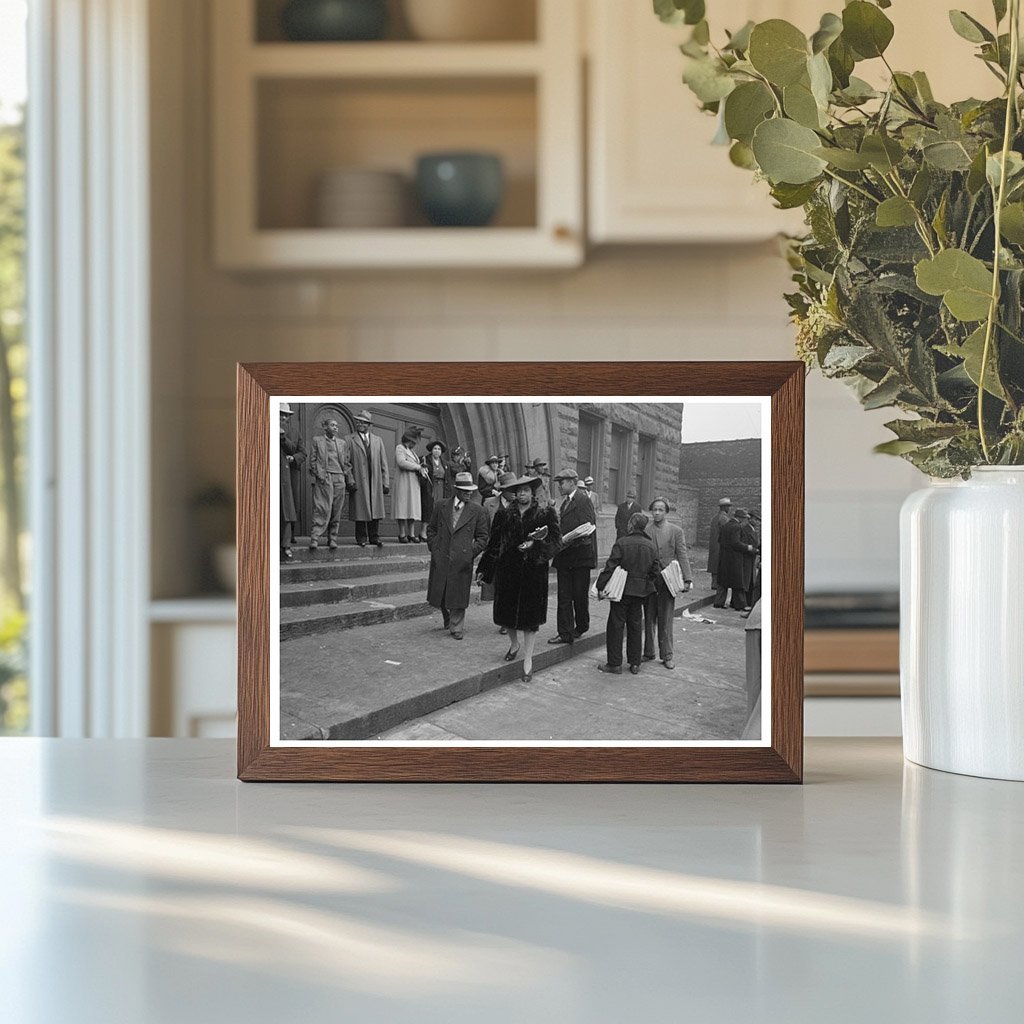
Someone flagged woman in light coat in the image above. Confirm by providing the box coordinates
[393,429,426,544]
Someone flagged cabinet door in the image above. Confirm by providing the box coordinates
[588,0,813,243]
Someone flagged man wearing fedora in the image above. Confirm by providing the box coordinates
[309,416,355,551]
[549,468,598,646]
[615,489,642,540]
[346,409,389,547]
[708,497,733,589]
[715,508,756,611]
[581,476,596,502]
[426,472,490,640]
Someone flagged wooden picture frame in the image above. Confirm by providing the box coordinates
[237,362,804,782]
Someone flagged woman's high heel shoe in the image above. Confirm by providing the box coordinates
[504,647,521,662]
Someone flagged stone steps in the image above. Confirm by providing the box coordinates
[286,539,430,563]
[281,555,431,584]
[279,590,434,640]
[280,570,430,609]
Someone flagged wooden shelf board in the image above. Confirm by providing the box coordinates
[219,227,581,269]
[249,42,544,79]
[804,628,899,675]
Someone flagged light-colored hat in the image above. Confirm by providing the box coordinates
[454,472,477,492]
[583,476,594,487]
[279,402,294,416]
[719,497,733,506]
[353,409,373,424]
[553,468,578,482]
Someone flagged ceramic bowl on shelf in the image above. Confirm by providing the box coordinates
[315,167,408,229]
[280,0,388,42]
[414,152,504,227]
[403,0,534,42]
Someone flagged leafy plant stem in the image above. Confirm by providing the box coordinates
[822,168,879,205]
[978,0,1021,462]
[884,171,938,254]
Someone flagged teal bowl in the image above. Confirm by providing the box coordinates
[281,0,388,42]
[415,153,505,228]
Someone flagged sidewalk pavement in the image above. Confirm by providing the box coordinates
[376,604,752,742]
[280,551,754,740]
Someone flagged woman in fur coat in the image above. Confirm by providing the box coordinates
[477,475,561,682]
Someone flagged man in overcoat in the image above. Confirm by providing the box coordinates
[345,409,389,547]
[708,498,733,589]
[309,417,355,551]
[615,490,642,539]
[714,508,756,611]
[549,468,598,646]
[279,402,302,561]
[426,472,491,640]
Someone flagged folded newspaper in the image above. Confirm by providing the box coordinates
[601,565,628,602]
[561,521,597,544]
[660,559,686,597]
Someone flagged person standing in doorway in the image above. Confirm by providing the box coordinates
[708,498,732,589]
[426,472,490,640]
[393,427,426,544]
[346,410,389,547]
[549,469,597,646]
[279,402,302,561]
[309,417,355,551]
[615,490,642,539]
[642,497,692,670]
[596,512,661,675]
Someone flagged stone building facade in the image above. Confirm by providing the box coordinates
[285,400,685,552]
[679,438,762,546]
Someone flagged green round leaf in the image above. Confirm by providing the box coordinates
[723,81,775,144]
[949,10,994,44]
[915,249,993,322]
[842,1,894,59]
[999,203,1024,245]
[783,81,823,129]
[682,57,736,104]
[751,118,828,184]
[729,140,757,170]
[875,196,918,228]
[810,13,843,55]
[860,133,904,173]
[748,20,809,86]
[813,146,872,171]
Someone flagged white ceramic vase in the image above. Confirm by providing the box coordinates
[900,467,1024,780]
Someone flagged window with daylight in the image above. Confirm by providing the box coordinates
[576,412,601,493]
[0,0,27,735]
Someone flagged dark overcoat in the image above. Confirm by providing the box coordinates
[614,499,641,539]
[280,432,303,523]
[426,497,490,611]
[718,519,755,590]
[552,489,597,570]
[708,510,732,573]
[346,431,390,521]
[478,502,561,630]
[596,533,662,598]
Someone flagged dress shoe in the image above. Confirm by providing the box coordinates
[642,653,656,662]
[282,547,294,562]
[451,632,464,641]
[630,665,640,675]
[309,540,318,550]
[663,659,675,670]
[398,536,410,544]
[504,647,520,661]
[573,628,588,638]
[522,670,533,683]
[328,541,338,551]
[357,540,367,548]
[375,539,384,548]
[598,664,622,675]
[547,636,573,645]
[499,626,507,635]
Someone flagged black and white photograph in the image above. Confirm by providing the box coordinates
[270,396,769,746]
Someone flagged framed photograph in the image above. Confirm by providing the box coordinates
[237,362,803,782]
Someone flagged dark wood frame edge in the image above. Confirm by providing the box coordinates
[237,362,804,783]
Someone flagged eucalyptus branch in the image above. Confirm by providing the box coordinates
[822,167,881,205]
[978,0,1021,461]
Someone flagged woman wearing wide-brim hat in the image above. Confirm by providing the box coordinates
[419,439,453,541]
[477,474,561,682]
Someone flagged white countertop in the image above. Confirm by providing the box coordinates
[1,738,1020,1023]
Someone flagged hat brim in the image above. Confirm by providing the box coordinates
[502,475,543,492]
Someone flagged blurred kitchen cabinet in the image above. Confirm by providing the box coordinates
[586,0,996,244]
[587,0,811,243]
[212,0,583,268]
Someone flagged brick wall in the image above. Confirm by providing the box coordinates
[680,439,762,546]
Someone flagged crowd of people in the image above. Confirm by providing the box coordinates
[279,406,704,684]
